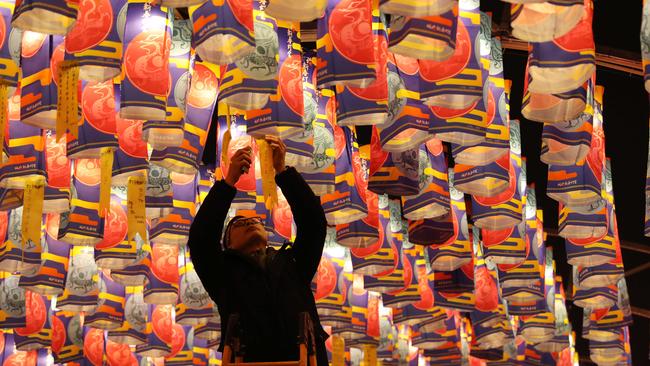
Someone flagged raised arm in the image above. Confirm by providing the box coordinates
[187,147,252,299]
[266,136,327,284]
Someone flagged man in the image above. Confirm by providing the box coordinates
[188,135,328,366]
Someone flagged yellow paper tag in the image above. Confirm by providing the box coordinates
[67,65,79,140]
[332,336,345,366]
[0,83,7,156]
[127,175,147,243]
[363,345,377,366]
[22,176,45,255]
[255,138,278,210]
[221,112,232,165]
[56,65,68,142]
[98,147,114,217]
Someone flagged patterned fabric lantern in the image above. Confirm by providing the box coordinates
[336,187,379,249]
[135,304,173,357]
[0,272,26,328]
[321,125,368,225]
[1,332,39,365]
[521,65,588,124]
[112,87,149,185]
[510,0,584,42]
[94,192,138,270]
[452,38,510,166]
[526,0,594,95]
[402,140,450,221]
[217,2,279,111]
[84,270,126,330]
[189,0,254,65]
[64,0,125,81]
[51,311,84,364]
[387,6,458,61]
[150,60,219,175]
[264,0,326,21]
[111,233,152,287]
[245,20,304,138]
[377,53,432,152]
[11,0,77,35]
[149,172,197,246]
[334,8,388,127]
[107,286,148,345]
[301,88,336,195]
[368,127,420,196]
[142,19,191,151]
[119,1,172,121]
[82,326,106,365]
[143,243,179,305]
[56,246,99,313]
[418,0,482,110]
[316,0,376,88]
[314,230,350,327]
[164,324,194,364]
[381,243,425,308]
[13,291,51,351]
[433,261,475,311]
[68,80,119,160]
[379,0,457,17]
[539,96,593,166]
[0,0,20,92]
[18,213,69,295]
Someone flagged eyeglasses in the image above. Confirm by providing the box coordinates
[230,216,264,229]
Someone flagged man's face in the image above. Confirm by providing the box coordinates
[227,216,268,253]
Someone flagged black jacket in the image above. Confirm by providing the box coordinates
[187,167,329,366]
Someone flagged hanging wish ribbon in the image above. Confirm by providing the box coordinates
[56,63,79,141]
[127,175,147,244]
[331,336,345,366]
[0,83,7,157]
[98,147,114,218]
[256,138,278,210]
[221,104,232,167]
[22,176,45,263]
[362,344,377,366]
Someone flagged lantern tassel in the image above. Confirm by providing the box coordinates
[256,138,278,210]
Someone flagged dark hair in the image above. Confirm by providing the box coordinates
[222,215,245,249]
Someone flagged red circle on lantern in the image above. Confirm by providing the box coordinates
[116,118,148,159]
[124,30,172,96]
[329,0,374,65]
[419,20,470,82]
[151,245,179,284]
[279,54,304,117]
[314,257,337,300]
[106,341,138,366]
[226,0,254,33]
[152,305,174,344]
[50,314,66,354]
[82,80,117,134]
[83,328,105,366]
[15,292,46,336]
[75,159,102,186]
[187,63,219,109]
[165,323,186,359]
[65,0,112,53]
[96,200,128,250]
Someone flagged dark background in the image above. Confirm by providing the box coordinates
[202,1,650,363]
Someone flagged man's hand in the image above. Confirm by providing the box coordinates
[225,147,252,187]
[265,135,287,174]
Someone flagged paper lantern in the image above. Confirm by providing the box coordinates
[0,332,39,365]
[433,262,475,311]
[0,2,19,97]
[107,286,148,345]
[105,338,139,366]
[94,193,139,270]
[334,9,388,127]
[284,52,317,171]
[81,326,105,365]
[470,140,524,231]
[336,189,379,249]
[218,4,279,111]
[418,0,482,110]
[0,273,26,328]
[66,80,119,160]
[452,39,510,166]
[402,140,450,221]
[150,60,219,175]
[540,114,593,167]
[217,113,257,210]
[388,7,457,61]
[510,0,584,42]
[321,126,368,224]
[376,54,432,152]
[142,19,191,151]
[333,275,372,341]
[0,208,41,275]
[301,88,336,196]
[245,20,304,138]
[189,0,254,65]
[177,248,211,313]
[84,270,126,330]
[11,0,77,35]
[13,291,51,351]
[112,89,149,185]
[1,100,46,188]
[56,246,99,313]
[18,214,69,295]
[423,179,472,271]
[64,0,125,81]
[143,243,179,305]
[314,232,349,326]
[264,0,326,21]
[379,0,456,17]
[316,0,376,88]
[119,1,172,121]
[110,233,152,287]
[51,311,84,364]
[453,150,510,198]
[350,194,399,276]
[149,172,196,246]
[145,167,174,219]
[368,128,420,196]
[391,267,445,329]
[382,244,425,309]
[526,1,594,95]
[135,304,173,357]
[164,324,194,365]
